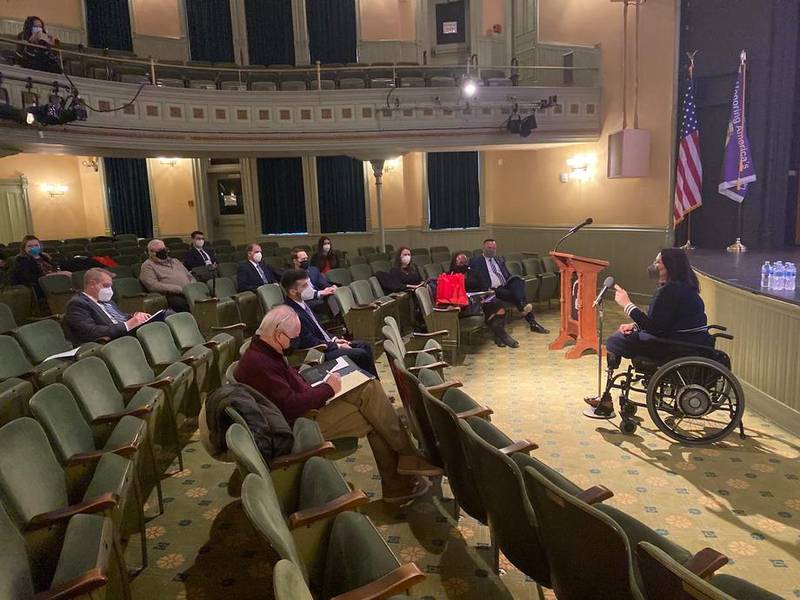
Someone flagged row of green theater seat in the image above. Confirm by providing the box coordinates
[379,319,783,600]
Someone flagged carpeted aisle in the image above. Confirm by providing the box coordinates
[129,306,799,599]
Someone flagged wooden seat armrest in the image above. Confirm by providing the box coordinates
[388,292,407,299]
[124,376,174,393]
[351,304,378,311]
[404,349,442,356]
[412,330,448,339]
[455,406,493,419]
[27,314,62,322]
[194,297,218,304]
[576,485,614,505]
[288,490,369,529]
[424,381,463,397]
[211,323,246,332]
[408,361,449,373]
[203,340,221,349]
[34,567,108,600]
[499,440,538,455]
[433,306,460,312]
[92,337,111,344]
[180,356,199,367]
[330,563,425,600]
[270,441,335,469]
[66,443,139,466]
[92,404,153,424]
[295,344,328,353]
[121,292,148,299]
[28,493,119,530]
[683,548,729,579]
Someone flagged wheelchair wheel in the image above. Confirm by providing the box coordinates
[646,356,745,445]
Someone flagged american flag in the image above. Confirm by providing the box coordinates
[674,69,702,224]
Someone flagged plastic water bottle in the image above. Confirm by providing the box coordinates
[786,263,797,292]
[772,261,785,291]
[760,261,771,288]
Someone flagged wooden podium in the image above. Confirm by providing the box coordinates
[548,251,609,359]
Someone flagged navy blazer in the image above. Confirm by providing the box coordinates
[468,255,513,291]
[306,266,331,292]
[285,298,337,352]
[183,246,218,271]
[236,260,277,293]
[62,292,129,345]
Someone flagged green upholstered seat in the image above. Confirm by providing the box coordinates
[348,263,373,282]
[0,499,123,600]
[13,318,100,363]
[29,384,155,568]
[369,260,391,274]
[414,286,483,362]
[507,260,541,304]
[0,301,17,334]
[325,268,353,287]
[0,334,66,388]
[256,283,285,313]
[637,541,784,600]
[182,282,246,342]
[136,321,213,395]
[0,377,34,427]
[208,277,261,334]
[0,285,34,324]
[37,274,74,315]
[111,277,168,315]
[272,559,315,600]
[522,464,692,600]
[522,258,558,304]
[166,311,237,387]
[333,285,383,345]
[0,418,136,589]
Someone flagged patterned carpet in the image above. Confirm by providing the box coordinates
[129,306,799,599]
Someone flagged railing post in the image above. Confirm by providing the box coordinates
[150,57,156,85]
[316,60,322,91]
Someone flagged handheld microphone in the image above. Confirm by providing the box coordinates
[592,275,615,308]
[554,217,593,252]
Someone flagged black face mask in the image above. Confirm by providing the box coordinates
[647,264,660,279]
[452,265,468,274]
[299,260,310,270]
[155,249,169,260]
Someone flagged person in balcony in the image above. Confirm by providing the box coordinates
[310,236,343,274]
[16,16,61,74]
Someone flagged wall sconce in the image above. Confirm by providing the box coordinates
[158,157,179,166]
[564,153,598,182]
[40,183,68,197]
[81,157,99,172]
[384,157,401,173]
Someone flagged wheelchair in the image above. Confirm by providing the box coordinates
[604,325,746,445]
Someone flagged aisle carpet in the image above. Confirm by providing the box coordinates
[129,307,800,599]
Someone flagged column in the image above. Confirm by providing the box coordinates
[370,159,386,252]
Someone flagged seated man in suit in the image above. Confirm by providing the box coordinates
[139,239,195,312]
[63,268,150,344]
[236,243,278,293]
[469,239,549,334]
[290,246,339,316]
[183,230,218,278]
[235,305,435,504]
[281,269,377,377]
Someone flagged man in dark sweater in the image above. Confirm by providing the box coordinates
[235,305,436,504]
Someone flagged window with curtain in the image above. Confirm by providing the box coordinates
[103,158,153,239]
[257,158,307,234]
[185,0,235,62]
[245,0,295,65]
[85,0,133,51]
[427,152,481,230]
[306,0,357,64]
[316,156,366,233]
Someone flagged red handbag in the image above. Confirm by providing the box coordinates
[92,255,119,267]
[435,273,468,306]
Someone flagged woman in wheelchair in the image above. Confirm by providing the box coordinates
[585,248,713,419]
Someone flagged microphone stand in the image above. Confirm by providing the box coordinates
[553,229,577,253]
[596,292,605,398]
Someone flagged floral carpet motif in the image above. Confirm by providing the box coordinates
[130,307,799,599]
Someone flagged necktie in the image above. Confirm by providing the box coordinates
[199,248,211,265]
[489,258,506,286]
[303,303,331,342]
[254,263,267,283]
[101,301,128,324]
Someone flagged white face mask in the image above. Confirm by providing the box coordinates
[322,244,331,253]
[252,252,263,263]
[194,239,204,248]
[32,26,43,34]
[98,287,114,302]
[300,283,315,301]
[400,254,411,266]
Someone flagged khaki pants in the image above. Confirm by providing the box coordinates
[315,379,413,494]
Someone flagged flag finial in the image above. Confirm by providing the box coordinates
[740,49,747,64]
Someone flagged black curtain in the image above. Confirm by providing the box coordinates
[245,0,295,65]
[427,152,480,230]
[186,0,235,62]
[85,0,133,51]
[306,0,357,64]
[103,158,153,239]
[257,158,307,234]
[317,156,366,233]
[676,0,799,249]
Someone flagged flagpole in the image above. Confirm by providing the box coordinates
[727,50,748,253]
[680,51,698,251]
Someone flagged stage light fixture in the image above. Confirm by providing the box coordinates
[519,114,537,137]
[462,78,477,97]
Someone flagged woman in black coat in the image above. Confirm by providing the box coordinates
[10,235,69,300]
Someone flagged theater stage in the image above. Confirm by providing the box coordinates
[690,248,800,435]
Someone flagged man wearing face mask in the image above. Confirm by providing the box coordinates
[290,247,339,317]
[63,268,150,344]
[281,269,377,376]
[183,230,218,275]
[236,243,278,293]
[469,239,549,334]
[139,239,195,312]
[235,305,436,504]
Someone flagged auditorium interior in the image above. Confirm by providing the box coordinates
[0,1,799,599]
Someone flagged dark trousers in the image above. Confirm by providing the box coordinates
[166,293,190,313]
[325,340,378,377]
[606,330,713,370]
[494,277,535,322]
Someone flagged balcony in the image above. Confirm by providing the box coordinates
[0,44,601,157]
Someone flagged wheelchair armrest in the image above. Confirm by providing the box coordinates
[712,333,734,341]
[707,324,727,332]
[645,335,716,354]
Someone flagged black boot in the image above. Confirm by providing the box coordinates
[526,313,549,334]
[490,317,519,348]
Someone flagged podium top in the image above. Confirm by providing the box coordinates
[550,251,610,268]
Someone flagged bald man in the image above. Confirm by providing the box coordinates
[139,239,195,312]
